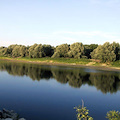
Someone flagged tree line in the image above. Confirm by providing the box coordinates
[0,42,120,62]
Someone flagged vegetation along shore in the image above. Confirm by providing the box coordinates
[0,41,120,71]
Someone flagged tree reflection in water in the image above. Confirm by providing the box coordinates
[0,60,120,94]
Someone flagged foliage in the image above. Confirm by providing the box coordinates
[84,44,98,58]
[0,42,119,63]
[52,44,70,58]
[74,105,93,120]
[29,44,54,58]
[0,47,10,56]
[0,44,27,57]
[29,44,40,58]
[68,42,85,59]
[91,42,120,62]
[12,45,21,57]
[74,101,120,120]
[106,110,120,120]
[111,42,120,60]
[111,60,120,67]
[19,45,26,57]
[74,100,93,120]
[7,44,18,56]
[8,44,17,54]
[42,44,54,57]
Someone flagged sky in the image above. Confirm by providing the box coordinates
[0,0,120,47]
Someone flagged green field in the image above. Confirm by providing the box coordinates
[0,56,91,64]
[0,56,120,68]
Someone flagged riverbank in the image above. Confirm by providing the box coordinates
[0,56,120,72]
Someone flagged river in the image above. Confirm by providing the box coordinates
[0,60,120,120]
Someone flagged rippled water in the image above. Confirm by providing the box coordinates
[0,60,120,120]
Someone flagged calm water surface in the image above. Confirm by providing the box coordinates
[0,60,120,120]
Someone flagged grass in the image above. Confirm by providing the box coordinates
[17,57,91,65]
[110,60,120,67]
[0,56,120,69]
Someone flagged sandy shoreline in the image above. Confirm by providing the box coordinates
[0,58,120,72]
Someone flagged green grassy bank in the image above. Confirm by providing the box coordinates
[0,56,120,70]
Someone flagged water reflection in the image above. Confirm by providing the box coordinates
[0,60,120,94]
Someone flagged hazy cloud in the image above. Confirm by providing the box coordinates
[0,30,120,47]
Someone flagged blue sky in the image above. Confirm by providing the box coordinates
[0,0,120,47]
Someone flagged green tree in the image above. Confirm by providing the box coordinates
[84,44,98,58]
[68,42,85,59]
[29,44,38,58]
[19,45,27,57]
[42,44,54,57]
[29,44,54,58]
[33,44,44,58]
[0,47,8,56]
[91,42,118,62]
[12,45,21,57]
[52,44,70,58]
[25,45,30,57]
[111,42,120,60]
[8,44,18,56]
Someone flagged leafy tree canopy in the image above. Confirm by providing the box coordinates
[91,42,120,62]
